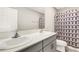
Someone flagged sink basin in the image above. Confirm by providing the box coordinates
[0,36,32,49]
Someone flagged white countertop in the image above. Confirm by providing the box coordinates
[0,31,56,52]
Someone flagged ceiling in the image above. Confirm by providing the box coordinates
[55,7,64,10]
[28,7,62,14]
[28,7,45,14]
[13,7,64,14]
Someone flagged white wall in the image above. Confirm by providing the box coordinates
[28,7,45,14]
[0,8,17,39]
[13,8,41,30]
[0,8,17,32]
[45,7,56,32]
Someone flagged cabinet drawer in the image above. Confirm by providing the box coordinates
[43,40,56,52]
[43,35,56,47]
[20,41,42,52]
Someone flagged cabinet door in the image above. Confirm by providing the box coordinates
[19,41,42,52]
[43,40,56,52]
[43,35,56,48]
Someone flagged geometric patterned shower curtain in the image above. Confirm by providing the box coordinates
[55,9,79,48]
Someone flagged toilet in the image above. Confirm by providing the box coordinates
[56,39,67,52]
[66,46,79,52]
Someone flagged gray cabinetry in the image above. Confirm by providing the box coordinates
[19,35,56,52]
[43,35,56,47]
[43,40,56,52]
[43,35,56,52]
[20,41,42,52]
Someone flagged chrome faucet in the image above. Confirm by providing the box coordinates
[12,32,20,38]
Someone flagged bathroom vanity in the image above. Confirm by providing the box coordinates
[19,34,56,52]
[0,31,56,52]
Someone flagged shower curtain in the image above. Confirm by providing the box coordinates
[55,8,79,48]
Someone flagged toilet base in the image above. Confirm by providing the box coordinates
[66,46,79,52]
